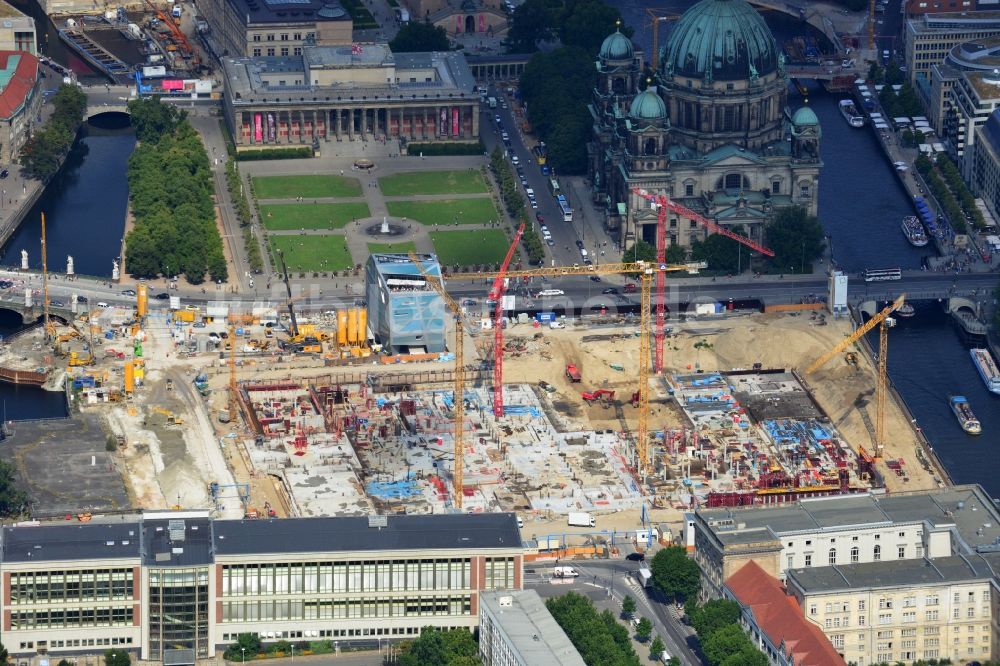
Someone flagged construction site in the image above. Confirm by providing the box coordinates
[0,197,943,544]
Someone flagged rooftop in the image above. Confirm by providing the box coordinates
[2,519,142,563]
[369,253,441,279]
[699,485,1000,551]
[0,1,27,19]
[480,590,587,666]
[727,561,845,666]
[0,51,37,120]
[909,10,1000,32]
[223,0,350,26]
[786,554,997,594]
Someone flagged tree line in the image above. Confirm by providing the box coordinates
[124,97,228,284]
[489,147,543,265]
[19,85,88,181]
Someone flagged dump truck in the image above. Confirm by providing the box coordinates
[565,363,581,382]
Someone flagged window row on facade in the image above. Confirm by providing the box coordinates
[11,606,134,629]
[221,595,473,622]
[10,568,134,604]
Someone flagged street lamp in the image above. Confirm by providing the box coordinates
[241,648,245,665]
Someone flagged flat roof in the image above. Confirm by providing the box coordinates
[2,520,142,563]
[700,485,1000,551]
[223,0,350,26]
[213,513,521,556]
[142,517,214,566]
[369,253,441,279]
[480,590,587,666]
[787,554,997,594]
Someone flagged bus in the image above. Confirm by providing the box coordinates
[863,268,902,282]
[548,178,560,196]
[532,143,547,165]
[557,195,573,222]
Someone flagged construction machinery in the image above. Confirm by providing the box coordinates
[275,249,324,353]
[805,294,906,459]
[408,252,467,509]
[488,222,526,417]
[565,363,582,382]
[452,260,705,475]
[630,188,773,375]
[644,11,681,70]
[41,212,54,342]
[582,389,615,404]
[151,407,183,425]
[68,351,94,367]
[143,0,196,62]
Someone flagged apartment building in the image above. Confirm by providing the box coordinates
[478,590,585,666]
[1,511,523,662]
[0,1,35,55]
[786,556,1000,664]
[973,107,1000,218]
[907,0,976,15]
[905,12,1000,86]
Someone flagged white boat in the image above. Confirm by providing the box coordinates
[950,395,982,435]
[901,215,928,247]
[970,348,1000,395]
[895,303,915,318]
[839,100,865,128]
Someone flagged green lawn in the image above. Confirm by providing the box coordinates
[261,203,370,230]
[379,170,489,196]
[386,198,499,226]
[431,229,511,266]
[252,174,362,199]
[367,241,417,256]
[269,235,355,272]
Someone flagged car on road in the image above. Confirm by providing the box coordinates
[520,178,528,187]
[121,289,136,297]
[539,224,548,233]
[50,300,64,307]
[536,289,564,297]
[154,292,170,300]
[602,287,618,295]
[0,169,8,179]
[96,301,109,308]
[192,321,206,328]
[584,259,593,265]
[546,238,555,246]
[0,280,11,289]
[535,212,544,223]
[77,295,87,303]
[494,114,501,123]
[575,240,584,249]
[511,155,520,166]
[589,276,601,282]
[625,552,645,561]
[530,200,538,209]
[623,282,637,294]
[462,299,477,306]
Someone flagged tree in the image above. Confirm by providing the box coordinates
[691,233,742,274]
[57,660,71,666]
[19,84,87,181]
[399,627,480,666]
[104,649,131,666]
[628,239,657,262]
[649,546,701,602]
[0,459,27,517]
[720,649,769,666]
[649,636,665,659]
[127,96,185,143]
[765,206,825,274]
[546,592,641,666]
[664,243,687,264]
[621,594,637,618]
[0,641,7,666]
[506,0,556,53]
[560,0,631,56]
[883,60,904,86]
[389,22,450,52]
[635,617,652,642]
[688,599,741,639]
[702,625,748,666]
[223,633,262,661]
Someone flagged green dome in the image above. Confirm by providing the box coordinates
[600,29,634,61]
[792,106,819,126]
[662,0,779,81]
[629,88,667,121]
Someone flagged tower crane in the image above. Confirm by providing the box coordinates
[409,252,467,509]
[452,260,705,475]
[488,223,526,418]
[805,294,906,460]
[630,188,774,374]
[644,9,681,71]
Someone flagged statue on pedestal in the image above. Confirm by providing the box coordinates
[66,255,74,276]
[112,260,120,281]
[20,249,27,270]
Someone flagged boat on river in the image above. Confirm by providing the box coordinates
[895,303,915,318]
[950,395,982,435]
[970,348,1000,395]
[839,100,865,128]
[901,215,929,247]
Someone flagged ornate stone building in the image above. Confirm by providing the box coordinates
[588,0,822,251]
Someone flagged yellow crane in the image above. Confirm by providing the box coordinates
[409,252,467,509]
[228,322,238,423]
[452,260,705,476]
[805,294,906,459]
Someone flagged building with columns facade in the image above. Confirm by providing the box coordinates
[588,0,821,252]
[0,511,523,662]
[222,44,480,147]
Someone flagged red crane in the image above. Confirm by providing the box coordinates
[489,222,526,417]
[630,188,775,373]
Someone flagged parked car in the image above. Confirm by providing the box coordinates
[121,289,136,297]
[154,292,170,300]
[535,212,544,223]
[625,552,645,562]
[589,276,602,282]
[575,240,584,249]
[602,287,618,295]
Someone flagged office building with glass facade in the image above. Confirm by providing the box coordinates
[1,511,523,662]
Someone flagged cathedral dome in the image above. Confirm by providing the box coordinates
[661,0,779,82]
[792,106,819,126]
[599,29,634,61]
[629,88,667,121]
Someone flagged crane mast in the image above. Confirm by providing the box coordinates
[488,223,526,418]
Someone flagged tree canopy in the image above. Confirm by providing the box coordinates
[389,22,450,52]
[223,633,262,661]
[686,598,768,666]
[764,206,825,274]
[0,459,28,517]
[505,0,558,53]
[19,84,87,181]
[691,233,743,274]
[128,96,186,143]
[124,115,227,283]
[507,0,629,54]
[104,649,131,666]
[687,599,741,638]
[398,627,480,666]
[650,546,700,602]
[546,592,641,666]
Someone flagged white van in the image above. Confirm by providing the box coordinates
[553,566,579,578]
[659,650,672,664]
[580,248,589,258]
[525,188,535,198]
[536,289,564,297]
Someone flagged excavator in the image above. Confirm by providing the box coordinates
[275,249,323,354]
[582,389,615,404]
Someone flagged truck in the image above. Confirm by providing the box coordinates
[568,512,595,527]
[636,567,653,588]
[487,97,497,108]
[169,296,181,310]
[553,566,579,578]
[565,363,581,383]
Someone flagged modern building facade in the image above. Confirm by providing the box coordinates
[1,511,523,661]
[478,590,586,666]
[588,0,820,252]
[725,561,846,666]
[905,11,1000,87]
[907,0,976,15]
[364,253,447,354]
[196,0,353,59]
[0,51,41,164]
[947,68,1000,180]
[973,107,1000,218]
[0,2,35,55]
[221,45,479,147]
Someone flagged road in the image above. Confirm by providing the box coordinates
[526,560,700,665]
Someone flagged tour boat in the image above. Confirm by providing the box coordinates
[839,100,865,128]
[970,348,1000,395]
[901,215,929,247]
[950,395,982,435]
